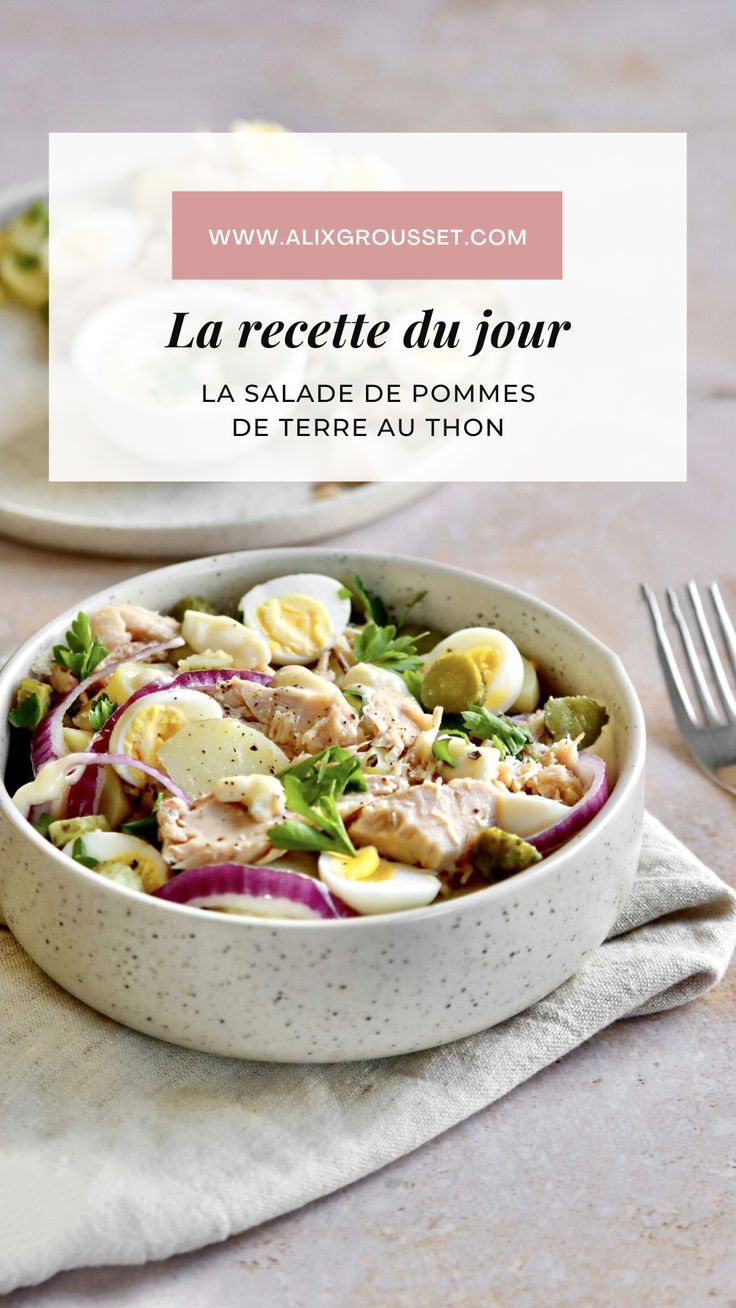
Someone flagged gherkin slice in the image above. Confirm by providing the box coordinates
[421,651,484,713]
[470,827,542,881]
[169,595,219,623]
[543,695,609,749]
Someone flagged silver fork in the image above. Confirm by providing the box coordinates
[641,581,736,797]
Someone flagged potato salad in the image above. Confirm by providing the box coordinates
[6,575,612,921]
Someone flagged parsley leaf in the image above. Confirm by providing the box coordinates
[268,746,365,857]
[278,746,367,804]
[395,589,428,630]
[344,575,389,626]
[122,794,162,843]
[343,576,427,633]
[459,705,534,760]
[71,837,98,869]
[8,693,44,730]
[353,623,425,674]
[53,612,108,681]
[88,693,117,732]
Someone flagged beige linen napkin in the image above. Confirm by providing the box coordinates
[1,812,734,1295]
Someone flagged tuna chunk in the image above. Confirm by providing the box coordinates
[348,778,496,872]
[218,678,359,757]
[498,739,583,805]
[92,604,179,653]
[358,688,434,760]
[158,795,272,869]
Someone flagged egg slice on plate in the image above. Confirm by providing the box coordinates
[422,627,524,713]
[318,846,441,915]
[109,686,223,786]
[62,830,168,892]
[239,574,351,665]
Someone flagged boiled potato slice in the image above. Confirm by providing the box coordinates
[158,718,289,800]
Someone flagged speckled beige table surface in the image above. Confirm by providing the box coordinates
[1,2,735,1304]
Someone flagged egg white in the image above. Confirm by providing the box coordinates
[493,790,569,838]
[422,627,524,713]
[239,573,351,665]
[318,851,441,915]
[109,686,223,785]
[62,830,167,879]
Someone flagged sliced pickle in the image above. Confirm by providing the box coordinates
[543,696,609,749]
[48,814,109,848]
[421,651,484,712]
[470,827,542,881]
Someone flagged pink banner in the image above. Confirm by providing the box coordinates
[172,190,562,280]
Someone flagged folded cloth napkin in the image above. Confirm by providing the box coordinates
[1,812,734,1295]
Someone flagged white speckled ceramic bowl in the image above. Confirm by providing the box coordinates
[0,549,645,1062]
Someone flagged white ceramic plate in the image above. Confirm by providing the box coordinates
[0,182,432,558]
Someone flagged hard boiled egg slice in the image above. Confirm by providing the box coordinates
[422,627,524,713]
[109,686,223,786]
[239,574,350,665]
[62,830,169,893]
[318,846,441,915]
[104,660,174,708]
[342,661,412,696]
[494,790,569,839]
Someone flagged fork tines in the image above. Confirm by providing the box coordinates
[641,581,736,728]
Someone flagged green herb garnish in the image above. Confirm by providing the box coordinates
[431,728,469,767]
[53,612,108,681]
[71,837,98,869]
[343,575,427,632]
[458,705,534,760]
[122,794,162,843]
[353,623,425,675]
[343,575,389,626]
[88,693,117,731]
[33,813,53,839]
[401,668,424,702]
[268,746,365,857]
[394,589,428,630]
[8,693,44,730]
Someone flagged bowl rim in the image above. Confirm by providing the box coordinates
[0,546,646,931]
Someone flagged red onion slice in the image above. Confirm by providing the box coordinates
[170,668,271,692]
[527,752,609,854]
[64,667,272,818]
[64,680,171,817]
[30,636,185,774]
[153,863,355,920]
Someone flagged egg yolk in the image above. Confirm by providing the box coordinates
[331,846,394,882]
[123,704,187,779]
[255,593,332,658]
[97,854,168,894]
[465,645,502,686]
